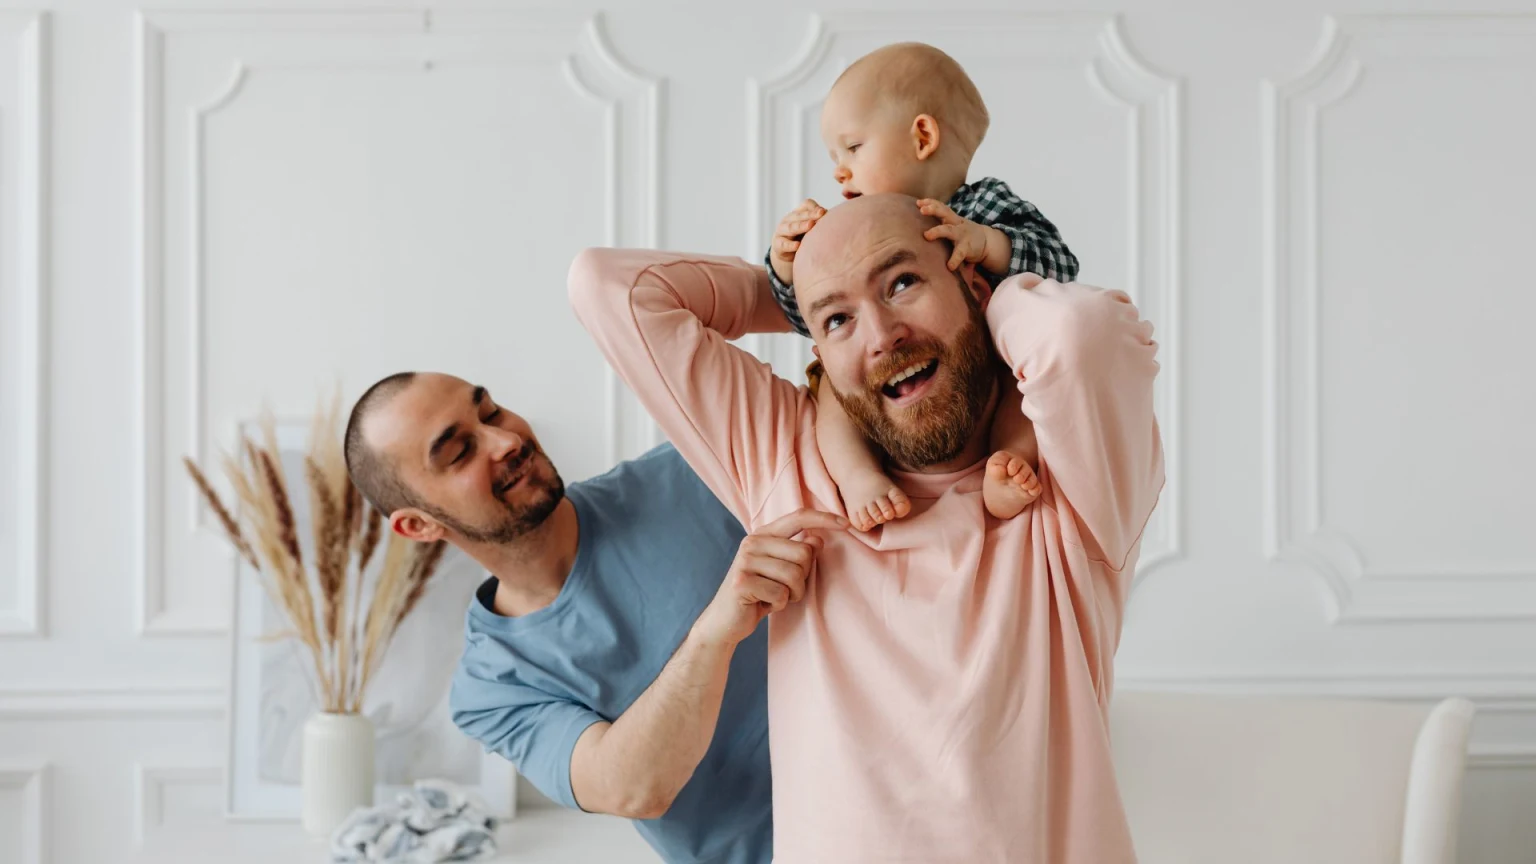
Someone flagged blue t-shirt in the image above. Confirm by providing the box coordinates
[449,444,769,864]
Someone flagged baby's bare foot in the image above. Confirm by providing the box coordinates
[983,450,1041,520]
[840,475,912,532]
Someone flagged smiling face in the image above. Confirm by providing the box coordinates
[360,373,564,545]
[795,194,998,471]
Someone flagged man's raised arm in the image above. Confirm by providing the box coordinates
[568,248,801,525]
[986,272,1165,574]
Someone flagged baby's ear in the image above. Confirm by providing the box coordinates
[911,114,941,161]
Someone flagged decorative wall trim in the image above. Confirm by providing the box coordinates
[134,763,222,848]
[133,10,660,635]
[1468,748,1536,770]
[1121,672,1536,767]
[0,685,224,718]
[1118,670,1536,702]
[562,14,664,466]
[0,763,50,864]
[0,12,48,638]
[745,13,1182,577]
[740,14,827,378]
[1261,14,1536,624]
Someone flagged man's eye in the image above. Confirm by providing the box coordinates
[892,273,919,293]
[824,313,848,333]
[485,407,502,423]
[452,441,473,465]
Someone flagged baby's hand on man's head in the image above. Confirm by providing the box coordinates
[770,199,827,284]
[918,198,992,272]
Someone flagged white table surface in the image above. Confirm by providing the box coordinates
[133,806,664,863]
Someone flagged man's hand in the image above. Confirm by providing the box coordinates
[569,508,843,820]
[769,199,827,285]
[919,198,1011,274]
[692,508,847,647]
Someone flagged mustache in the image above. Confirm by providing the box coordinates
[863,341,944,391]
[492,441,538,496]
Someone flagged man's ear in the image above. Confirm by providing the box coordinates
[960,263,994,311]
[391,509,445,543]
[911,114,941,161]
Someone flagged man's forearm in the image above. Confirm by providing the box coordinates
[569,627,736,819]
[746,264,798,336]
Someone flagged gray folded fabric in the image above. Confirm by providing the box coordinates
[331,780,499,863]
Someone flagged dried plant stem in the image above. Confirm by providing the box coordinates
[394,540,445,639]
[255,443,332,709]
[182,457,259,569]
[358,508,382,572]
[184,394,450,717]
[355,532,410,710]
[306,457,345,645]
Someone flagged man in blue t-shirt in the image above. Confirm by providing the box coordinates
[343,371,846,864]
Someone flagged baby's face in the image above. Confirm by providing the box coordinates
[819,78,929,201]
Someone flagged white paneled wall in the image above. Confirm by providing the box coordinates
[1,2,1533,863]
[0,12,44,640]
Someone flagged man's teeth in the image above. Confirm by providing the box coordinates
[886,361,932,387]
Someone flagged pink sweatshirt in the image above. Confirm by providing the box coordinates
[569,249,1164,863]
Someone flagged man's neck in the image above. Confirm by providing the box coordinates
[476,497,580,618]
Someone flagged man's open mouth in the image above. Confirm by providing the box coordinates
[880,359,938,401]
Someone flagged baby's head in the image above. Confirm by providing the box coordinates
[820,42,988,203]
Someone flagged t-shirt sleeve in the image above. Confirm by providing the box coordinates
[449,659,603,811]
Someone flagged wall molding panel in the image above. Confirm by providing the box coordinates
[1261,14,1536,624]
[0,685,224,719]
[133,762,222,848]
[132,9,660,636]
[0,763,50,864]
[0,12,47,638]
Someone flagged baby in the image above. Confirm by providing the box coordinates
[764,41,1081,531]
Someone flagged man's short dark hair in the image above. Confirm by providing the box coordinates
[344,371,424,517]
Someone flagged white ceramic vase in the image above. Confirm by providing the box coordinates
[301,711,375,837]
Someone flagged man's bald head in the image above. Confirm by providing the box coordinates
[794,192,942,308]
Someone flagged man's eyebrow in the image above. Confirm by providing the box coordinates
[867,249,917,283]
[428,386,486,461]
[806,290,848,323]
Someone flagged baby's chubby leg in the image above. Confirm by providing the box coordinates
[982,381,1042,520]
[814,374,910,532]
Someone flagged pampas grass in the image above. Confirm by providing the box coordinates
[183,392,447,715]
